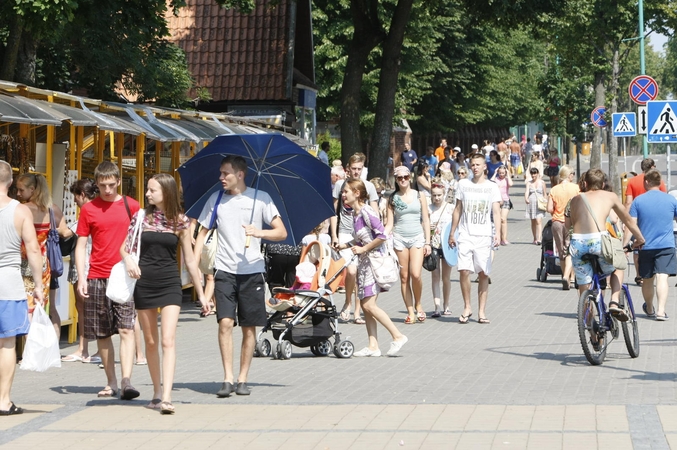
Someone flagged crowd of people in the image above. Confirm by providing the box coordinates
[1,135,675,416]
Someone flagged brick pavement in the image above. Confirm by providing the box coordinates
[3,176,676,449]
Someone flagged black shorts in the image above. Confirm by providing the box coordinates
[638,248,677,279]
[214,271,267,327]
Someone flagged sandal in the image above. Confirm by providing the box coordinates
[404,316,416,324]
[635,276,643,286]
[97,387,118,398]
[431,311,441,318]
[608,301,629,322]
[442,309,453,316]
[478,317,491,324]
[417,311,426,322]
[145,398,162,410]
[0,403,23,416]
[353,316,366,325]
[160,401,175,415]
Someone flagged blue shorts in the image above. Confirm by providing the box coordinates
[0,300,30,338]
[510,154,520,167]
[638,248,677,279]
[569,233,616,285]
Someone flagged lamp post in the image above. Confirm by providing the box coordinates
[639,0,648,158]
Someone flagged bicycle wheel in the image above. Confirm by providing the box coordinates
[577,289,607,365]
[620,288,640,358]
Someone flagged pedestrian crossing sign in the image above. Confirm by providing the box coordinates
[612,113,636,137]
[647,100,677,143]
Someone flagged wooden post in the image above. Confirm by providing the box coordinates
[136,135,145,206]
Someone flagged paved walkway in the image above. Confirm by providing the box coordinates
[3,175,676,449]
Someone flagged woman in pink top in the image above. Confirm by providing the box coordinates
[491,165,513,245]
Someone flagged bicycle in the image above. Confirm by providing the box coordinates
[577,254,639,365]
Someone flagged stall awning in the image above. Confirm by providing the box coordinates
[0,94,69,126]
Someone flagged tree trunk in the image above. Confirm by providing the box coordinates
[608,47,620,196]
[0,14,24,81]
[367,0,415,180]
[339,0,385,164]
[15,29,37,85]
[590,72,605,170]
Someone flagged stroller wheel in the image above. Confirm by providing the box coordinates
[310,345,320,356]
[256,338,271,358]
[316,340,332,357]
[536,268,541,281]
[277,341,292,360]
[333,340,354,358]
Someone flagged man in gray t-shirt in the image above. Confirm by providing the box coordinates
[330,153,378,324]
[195,155,287,398]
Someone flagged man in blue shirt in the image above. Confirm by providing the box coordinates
[422,147,438,178]
[627,170,677,321]
[401,142,417,172]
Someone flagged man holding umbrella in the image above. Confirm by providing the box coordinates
[195,155,287,397]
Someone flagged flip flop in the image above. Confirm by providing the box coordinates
[97,387,118,398]
[417,311,427,322]
[61,354,83,362]
[431,311,441,318]
[0,403,23,416]
[339,310,351,322]
[642,303,656,318]
[478,317,491,324]
[354,316,366,325]
[458,313,472,324]
[656,313,669,321]
[135,359,147,366]
[404,316,416,324]
[442,309,453,316]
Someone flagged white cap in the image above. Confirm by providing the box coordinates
[471,144,478,150]
[453,146,461,151]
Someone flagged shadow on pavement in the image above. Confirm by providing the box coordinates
[173,381,286,395]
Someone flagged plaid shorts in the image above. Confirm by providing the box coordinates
[84,278,136,340]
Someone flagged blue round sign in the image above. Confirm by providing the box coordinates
[591,106,607,128]
[629,75,658,105]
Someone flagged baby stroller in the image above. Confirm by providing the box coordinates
[254,240,355,360]
[537,220,562,282]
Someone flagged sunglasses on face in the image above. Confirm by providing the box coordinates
[396,175,410,181]
[458,171,467,175]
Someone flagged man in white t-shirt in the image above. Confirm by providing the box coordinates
[449,153,501,325]
[330,153,378,324]
[195,155,287,398]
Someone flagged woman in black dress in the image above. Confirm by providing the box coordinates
[121,174,208,415]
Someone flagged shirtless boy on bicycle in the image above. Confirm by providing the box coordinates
[567,170,645,320]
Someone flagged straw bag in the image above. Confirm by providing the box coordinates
[107,210,145,304]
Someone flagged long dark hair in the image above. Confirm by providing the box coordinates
[145,173,183,229]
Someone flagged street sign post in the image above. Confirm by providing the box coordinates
[612,113,636,137]
[637,106,647,134]
[647,100,677,143]
[629,75,659,105]
[591,106,607,128]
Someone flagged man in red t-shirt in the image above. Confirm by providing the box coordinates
[624,158,667,286]
[75,161,140,400]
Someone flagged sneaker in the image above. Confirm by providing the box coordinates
[386,336,409,357]
[217,382,233,398]
[235,382,251,396]
[353,347,381,357]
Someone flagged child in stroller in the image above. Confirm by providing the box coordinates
[257,240,355,359]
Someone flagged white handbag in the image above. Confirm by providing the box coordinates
[106,210,145,304]
[199,228,218,274]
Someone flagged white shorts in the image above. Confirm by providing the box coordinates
[393,233,425,251]
[457,235,493,275]
[338,233,358,266]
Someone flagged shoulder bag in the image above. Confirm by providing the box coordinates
[360,207,399,290]
[199,190,224,274]
[106,210,146,304]
[47,208,64,278]
[580,194,627,271]
[424,203,448,272]
[536,183,548,211]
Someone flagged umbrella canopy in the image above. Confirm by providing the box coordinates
[178,134,333,246]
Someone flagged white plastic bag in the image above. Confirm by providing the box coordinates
[106,210,145,304]
[20,305,61,372]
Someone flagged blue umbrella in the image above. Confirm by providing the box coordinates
[178,134,334,246]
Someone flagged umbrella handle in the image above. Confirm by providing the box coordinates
[245,235,251,248]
